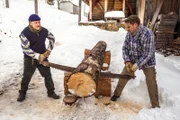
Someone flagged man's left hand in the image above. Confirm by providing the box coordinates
[39,54,46,64]
[132,63,138,72]
[43,50,51,58]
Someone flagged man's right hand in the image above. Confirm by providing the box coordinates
[125,62,133,73]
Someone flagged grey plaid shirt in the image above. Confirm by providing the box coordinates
[122,24,156,69]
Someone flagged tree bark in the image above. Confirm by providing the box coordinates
[67,41,107,97]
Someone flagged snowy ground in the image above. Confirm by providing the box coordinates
[0,0,180,120]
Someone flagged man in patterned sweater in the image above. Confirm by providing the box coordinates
[111,15,160,108]
[17,14,59,102]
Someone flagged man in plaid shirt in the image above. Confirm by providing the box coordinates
[111,15,160,108]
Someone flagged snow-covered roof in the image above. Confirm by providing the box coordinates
[104,11,125,18]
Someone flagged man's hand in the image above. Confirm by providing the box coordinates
[125,62,133,72]
[43,50,51,58]
[132,63,138,72]
[39,54,46,64]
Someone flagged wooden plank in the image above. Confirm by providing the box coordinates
[156,24,176,31]
[149,0,164,29]
[158,14,178,20]
[156,34,174,39]
[94,77,111,97]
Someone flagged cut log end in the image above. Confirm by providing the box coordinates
[63,95,78,105]
[67,72,96,97]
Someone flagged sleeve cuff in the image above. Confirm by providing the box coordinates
[124,61,130,64]
[34,53,40,60]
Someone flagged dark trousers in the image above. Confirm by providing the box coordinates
[19,57,55,95]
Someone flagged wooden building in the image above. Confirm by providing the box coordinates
[59,0,79,14]
[78,0,180,56]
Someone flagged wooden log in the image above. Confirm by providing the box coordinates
[84,49,111,70]
[67,41,107,97]
[64,72,111,97]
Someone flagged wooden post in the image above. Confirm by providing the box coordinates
[34,0,38,15]
[89,0,92,21]
[122,0,125,14]
[5,0,9,8]
[137,0,145,24]
[67,41,107,97]
[140,0,145,24]
[178,0,180,21]
[78,0,82,25]
[104,0,108,13]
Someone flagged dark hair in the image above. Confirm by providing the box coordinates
[124,15,140,25]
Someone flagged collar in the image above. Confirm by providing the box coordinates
[28,25,42,33]
[132,24,143,41]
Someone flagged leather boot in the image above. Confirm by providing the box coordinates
[48,92,60,99]
[110,95,120,101]
[17,93,26,102]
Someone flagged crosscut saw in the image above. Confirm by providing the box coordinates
[42,61,135,79]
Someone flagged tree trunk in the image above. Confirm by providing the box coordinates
[34,0,38,14]
[67,41,107,97]
[78,0,82,25]
[57,0,60,10]
[5,0,9,8]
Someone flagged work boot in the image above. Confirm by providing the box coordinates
[17,94,26,102]
[48,92,60,99]
[111,95,120,101]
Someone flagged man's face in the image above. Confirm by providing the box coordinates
[125,23,138,35]
[29,21,41,30]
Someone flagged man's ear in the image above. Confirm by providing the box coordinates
[134,23,138,27]
[134,23,139,29]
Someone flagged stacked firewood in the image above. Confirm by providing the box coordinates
[154,13,179,56]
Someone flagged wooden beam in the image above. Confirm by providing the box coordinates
[123,0,125,14]
[149,0,164,30]
[104,0,108,12]
[137,0,145,24]
[112,0,115,10]
[89,0,92,21]
[179,0,180,21]
[140,0,145,24]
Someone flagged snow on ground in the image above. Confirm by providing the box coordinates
[0,0,180,120]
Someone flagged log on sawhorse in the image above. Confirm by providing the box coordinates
[42,41,134,105]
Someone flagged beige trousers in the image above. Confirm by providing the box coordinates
[114,66,160,108]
